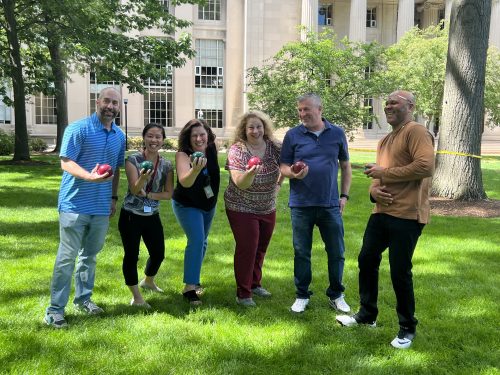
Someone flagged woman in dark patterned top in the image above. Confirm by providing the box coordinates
[224,111,284,307]
[172,119,220,306]
[118,123,174,308]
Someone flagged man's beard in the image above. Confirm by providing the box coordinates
[99,108,118,120]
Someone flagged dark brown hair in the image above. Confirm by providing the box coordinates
[177,119,216,153]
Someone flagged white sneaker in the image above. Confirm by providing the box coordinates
[75,300,104,315]
[336,314,377,327]
[329,295,351,313]
[391,329,416,349]
[290,298,309,313]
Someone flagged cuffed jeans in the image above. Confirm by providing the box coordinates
[226,209,276,298]
[291,206,346,299]
[172,200,215,285]
[357,213,424,332]
[46,212,109,315]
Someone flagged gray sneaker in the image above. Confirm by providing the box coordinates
[252,287,272,298]
[75,300,104,315]
[236,297,257,307]
[44,313,68,328]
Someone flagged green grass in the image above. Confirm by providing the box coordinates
[0,152,499,375]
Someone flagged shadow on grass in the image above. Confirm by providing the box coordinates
[0,187,58,209]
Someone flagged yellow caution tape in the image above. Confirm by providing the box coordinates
[436,150,482,159]
[349,148,376,152]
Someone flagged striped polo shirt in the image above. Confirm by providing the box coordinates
[58,113,126,216]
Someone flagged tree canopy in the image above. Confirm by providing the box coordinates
[247,30,386,138]
[0,0,204,159]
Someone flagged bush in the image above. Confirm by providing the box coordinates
[0,129,14,156]
[127,136,143,150]
[126,136,177,151]
[29,137,48,152]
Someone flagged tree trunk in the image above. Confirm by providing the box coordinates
[432,0,491,200]
[46,27,68,153]
[1,0,30,161]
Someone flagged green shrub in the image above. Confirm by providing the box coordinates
[127,136,177,151]
[127,136,143,150]
[0,129,14,156]
[29,137,48,152]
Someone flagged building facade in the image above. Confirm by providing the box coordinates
[1,0,499,145]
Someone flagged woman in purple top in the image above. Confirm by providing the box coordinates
[224,111,284,307]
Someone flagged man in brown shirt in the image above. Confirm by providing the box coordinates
[336,90,435,349]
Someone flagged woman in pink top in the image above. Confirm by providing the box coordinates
[224,111,284,307]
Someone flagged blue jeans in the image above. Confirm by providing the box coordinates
[46,212,109,315]
[291,206,346,299]
[172,200,216,285]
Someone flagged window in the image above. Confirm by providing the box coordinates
[0,98,11,124]
[363,97,373,129]
[35,94,57,125]
[144,64,173,127]
[318,3,333,26]
[195,39,224,128]
[159,0,169,12]
[364,66,372,80]
[198,0,221,21]
[438,9,445,29]
[89,72,121,126]
[195,109,223,129]
[366,7,377,28]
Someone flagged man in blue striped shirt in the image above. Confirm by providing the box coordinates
[45,87,126,328]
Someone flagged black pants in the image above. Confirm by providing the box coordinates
[118,209,165,286]
[357,213,424,332]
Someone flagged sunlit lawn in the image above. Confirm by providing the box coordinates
[0,152,498,374]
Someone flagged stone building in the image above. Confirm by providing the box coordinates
[1,0,499,147]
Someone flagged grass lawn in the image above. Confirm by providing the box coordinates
[0,151,499,375]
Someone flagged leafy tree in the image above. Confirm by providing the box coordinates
[431,0,491,200]
[485,46,500,127]
[0,0,30,161]
[246,30,386,138]
[0,0,203,159]
[383,24,448,130]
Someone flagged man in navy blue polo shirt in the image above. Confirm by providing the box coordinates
[280,93,352,313]
[44,87,126,328]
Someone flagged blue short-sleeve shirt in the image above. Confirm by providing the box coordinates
[280,119,349,207]
[58,113,126,215]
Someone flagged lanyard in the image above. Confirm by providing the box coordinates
[142,152,160,194]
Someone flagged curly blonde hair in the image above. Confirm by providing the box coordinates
[232,110,276,144]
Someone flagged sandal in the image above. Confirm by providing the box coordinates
[183,290,202,306]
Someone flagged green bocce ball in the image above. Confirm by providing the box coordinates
[140,160,154,172]
[190,151,205,161]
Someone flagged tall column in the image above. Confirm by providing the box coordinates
[397,0,415,41]
[349,0,367,42]
[301,0,318,41]
[490,0,500,48]
[421,2,439,28]
[445,0,452,20]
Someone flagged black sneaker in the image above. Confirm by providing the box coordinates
[391,328,416,349]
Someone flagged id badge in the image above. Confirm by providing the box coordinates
[143,205,152,213]
[203,185,214,199]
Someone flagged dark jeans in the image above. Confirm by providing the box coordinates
[357,213,424,332]
[118,209,165,286]
[291,206,345,299]
[226,209,276,298]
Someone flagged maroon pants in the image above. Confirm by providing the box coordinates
[226,209,276,298]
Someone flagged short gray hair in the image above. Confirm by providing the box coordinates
[297,93,322,108]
